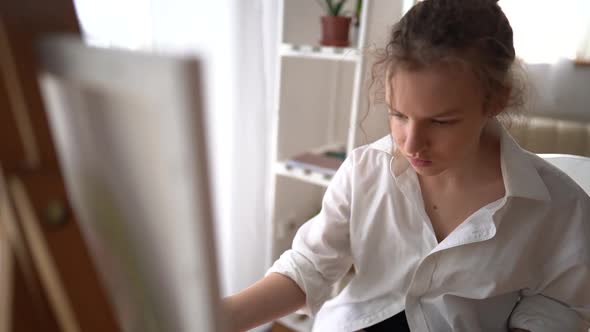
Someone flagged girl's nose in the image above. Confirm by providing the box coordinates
[404,122,426,156]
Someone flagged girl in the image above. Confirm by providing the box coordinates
[224,0,590,331]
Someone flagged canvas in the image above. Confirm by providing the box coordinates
[37,35,223,332]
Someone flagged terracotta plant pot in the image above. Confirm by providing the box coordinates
[320,15,352,47]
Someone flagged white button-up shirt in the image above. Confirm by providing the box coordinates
[267,123,590,331]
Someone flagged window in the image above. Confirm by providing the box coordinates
[499,0,590,64]
[404,0,590,64]
[73,0,153,49]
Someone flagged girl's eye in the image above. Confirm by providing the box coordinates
[388,111,407,120]
[431,119,456,125]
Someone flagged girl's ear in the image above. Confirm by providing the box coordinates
[487,86,511,117]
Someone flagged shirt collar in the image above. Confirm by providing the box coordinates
[368,135,410,177]
[495,121,551,201]
[367,120,551,202]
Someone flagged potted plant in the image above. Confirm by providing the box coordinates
[316,0,352,47]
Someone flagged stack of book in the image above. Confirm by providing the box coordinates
[285,150,346,178]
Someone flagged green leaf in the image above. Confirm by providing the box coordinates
[333,0,348,16]
[321,0,347,16]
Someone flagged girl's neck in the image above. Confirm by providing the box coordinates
[419,127,502,191]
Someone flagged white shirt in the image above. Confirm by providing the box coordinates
[267,123,590,332]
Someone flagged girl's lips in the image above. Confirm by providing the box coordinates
[408,157,432,167]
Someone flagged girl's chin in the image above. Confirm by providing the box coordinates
[411,163,447,176]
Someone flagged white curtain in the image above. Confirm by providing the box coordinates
[73,0,277,313]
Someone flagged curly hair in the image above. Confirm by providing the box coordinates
[367,0,528,125]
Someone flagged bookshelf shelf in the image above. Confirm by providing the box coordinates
[274,142,346,188]
[279,43,360,62]
[274,161,332,188]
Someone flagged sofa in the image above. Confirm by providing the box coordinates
[508,115,590,157]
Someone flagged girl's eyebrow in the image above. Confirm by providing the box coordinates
[389,107,461,117]
[432,109,461,117]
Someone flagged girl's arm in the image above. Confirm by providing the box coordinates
[222,272,306,332]
[222,156,355,331]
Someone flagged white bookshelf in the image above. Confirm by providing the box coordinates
[267,1,410,330]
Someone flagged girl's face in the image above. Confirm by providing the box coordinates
[386,64,495,177]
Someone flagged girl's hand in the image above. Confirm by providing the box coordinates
[220,273,305,331]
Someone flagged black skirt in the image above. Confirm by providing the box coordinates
[363,310,410,331]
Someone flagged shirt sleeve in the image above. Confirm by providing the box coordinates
[509,293,589,331]
[509,196,590,332]
[266,155,355,316]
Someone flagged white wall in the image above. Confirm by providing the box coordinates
[527,61,590,122]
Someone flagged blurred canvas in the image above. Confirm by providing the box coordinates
[37,36,223,332]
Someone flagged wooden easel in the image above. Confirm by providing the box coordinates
[0,1,120,331]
